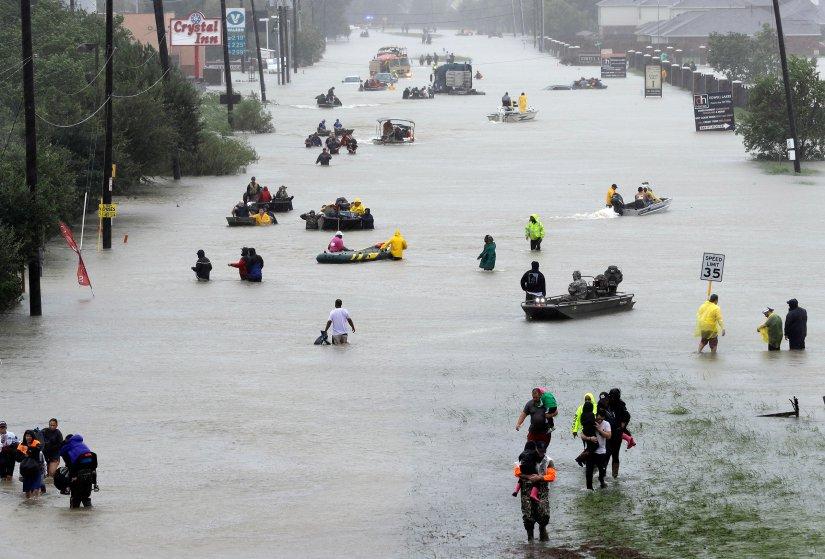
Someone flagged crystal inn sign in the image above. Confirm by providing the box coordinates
[170,12,222,46]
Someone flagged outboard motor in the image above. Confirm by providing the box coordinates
[611,193,625,215]
[593,274,609,296]
[603,266,623,293]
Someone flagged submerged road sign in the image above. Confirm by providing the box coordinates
[644,64,661,97]
[693,91,735,132]
[601,55,626,78]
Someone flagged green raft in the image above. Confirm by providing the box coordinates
[316,245,393,264]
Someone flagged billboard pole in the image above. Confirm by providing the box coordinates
[220,0,234,125]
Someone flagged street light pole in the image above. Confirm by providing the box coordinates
[771,0,801,172]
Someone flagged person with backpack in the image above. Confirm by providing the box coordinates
[60,434,98,508]
[16,430,45,500]
[520,262,546,301]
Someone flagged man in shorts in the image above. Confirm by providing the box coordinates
[324,299,355,344]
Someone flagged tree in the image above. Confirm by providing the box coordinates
[737,56,825,161]
[708,24,778,84]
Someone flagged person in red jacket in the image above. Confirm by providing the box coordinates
[259,187,272,203]
[228,247,250,280]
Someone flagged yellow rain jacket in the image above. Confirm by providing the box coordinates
[518,94,527,113]
[351,198,365,216]
[525,214,545,240]
[571,392,596,435]
[605,187,617,206]
[695,300,724,338]
[381,229,408,258]
[251,212,272,225]
[646,188,661,203]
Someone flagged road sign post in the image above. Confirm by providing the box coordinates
[644,64,662,97]
[700,252,725,296]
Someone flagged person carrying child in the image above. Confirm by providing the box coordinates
[512,441,556,542]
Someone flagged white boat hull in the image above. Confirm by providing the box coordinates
[487,108,537,123]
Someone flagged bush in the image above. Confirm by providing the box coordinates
[737,56,825,161]
[232,94,274,133]
[0,225,23,311]
[180,131,258,176]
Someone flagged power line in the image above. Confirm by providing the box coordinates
[35,95,110,128]
[112,67,169,98]
[0,102,23,159]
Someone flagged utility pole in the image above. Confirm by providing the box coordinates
[511,0,516,37]
[250,0,266,102]
[285,8,291,83]
[102,0,114,250]
[539,0,544,52]
[151,0,181,180]
[292,0,299,73]
[219,0,234,125]
[519,0,525,36]
[240,0,246,74]
[278,5,287,85]
[20,0,41,315]
[771,0,801,172]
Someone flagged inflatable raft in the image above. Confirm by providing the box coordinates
[316,246,392,264]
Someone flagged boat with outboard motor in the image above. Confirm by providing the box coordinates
[316,94,342,108]
[372,118,415,144]
[611,193,672,216]
[316,245,393,264]
[522,266,634,320]
[487,107,537,122]
[226,215,278,226]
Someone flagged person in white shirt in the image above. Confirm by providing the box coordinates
[324,299,355,344]
[0,421,19,480]
[581,409,611,490]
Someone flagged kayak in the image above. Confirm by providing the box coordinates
[316,245,393,264]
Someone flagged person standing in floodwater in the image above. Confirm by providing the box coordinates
[515,388,558,446]
[757,307,783,351]
[695,294,725,353]
[581,408,611,490]
[784,299,807,350]
[524,215,544,251]
[477,235,496,271]
[514,441,555,541]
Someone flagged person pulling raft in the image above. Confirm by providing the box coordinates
[381,229,408,260]
[58,434,98,508]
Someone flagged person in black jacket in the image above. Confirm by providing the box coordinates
[42,418,63,478]
[192,250,212,281]
[784,299,807,350]
[520,262,546,301]
[605,388,631,479]
[361,208,374,230]
[316,148,332,166]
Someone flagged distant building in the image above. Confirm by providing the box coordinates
[120,13,205,79]
[598,0,824,54]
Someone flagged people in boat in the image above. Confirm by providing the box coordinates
[518,92,528,113]
[605,184,618,207]
[250,207,274,225]
[525,214,545,251]
[642,182,661,203]
[568,271,588,300]
[318,119,327,132]
[350,198,365,216]
[477,235,496,271]
[300,210,319,230]
[192,249,212,281]
[520,261,546,301]
[275,185,291,200]
[228,247,250,280]
[381,229,407,260]
[327,231,349,253]
[403,87,411,99]
[246,248,264,282]
[757,307,783,351]
[475,70,483,79]
[333,118,343,130]
[347,137,358,154]
[361,207,374,229]
[393,126,405,142]
[232,201,250,218]
[502,91,511,109]
[326,87,336,103]
[244,179,261,203]
[316,148,332,166]
[634,187,648,208]
[329,136,341,154]
[259,186,272,203]
[382,120,394,139]
[305,133,322,148]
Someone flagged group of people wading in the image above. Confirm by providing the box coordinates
[512,387,633,541]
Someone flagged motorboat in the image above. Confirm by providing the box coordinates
[522,266,634,320]
[316,94,342,108]
[315,127,354,137]
[316,245,392,264]
[226,215,278,226]
[544,81,607,91]
[487,107,537,122]
[360,78,387,91]
[612,195,672,216]
[522,292,635,320]
[402,87,433,99]
[251,199,293,213]
[372,118,415,144]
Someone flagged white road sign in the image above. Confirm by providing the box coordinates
[700,252,725,282]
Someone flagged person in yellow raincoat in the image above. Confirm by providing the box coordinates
[571,392,596,440]
[695,294,725,353]
[250,207,273,225]
[518,92,528,113]
[525,214,545,251]
[605,184,618,207]
[350,198,365,216]
[381,229,407,260]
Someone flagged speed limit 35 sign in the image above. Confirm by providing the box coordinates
[700,252,725,282]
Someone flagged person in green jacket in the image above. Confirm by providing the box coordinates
[477,235,496,271]
[525,214,545,251]
[757,307,783,351]
[571,392,596,443]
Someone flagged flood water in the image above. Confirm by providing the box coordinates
[1,30,824,558]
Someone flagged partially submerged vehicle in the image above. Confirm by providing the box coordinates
[611,193,672,216]
[342,75,361,83]
[369,46,411,78]
[487,107,537,122]
[374,72,398,84]
[432,63,485,95]
[522,266,634,320]
[316,245,392,264]
[372,118,415,144]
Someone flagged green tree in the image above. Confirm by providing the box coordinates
[737,56,825,161]
[708,24,778,83]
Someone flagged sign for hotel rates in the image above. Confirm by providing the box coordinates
[170,12,222,46]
